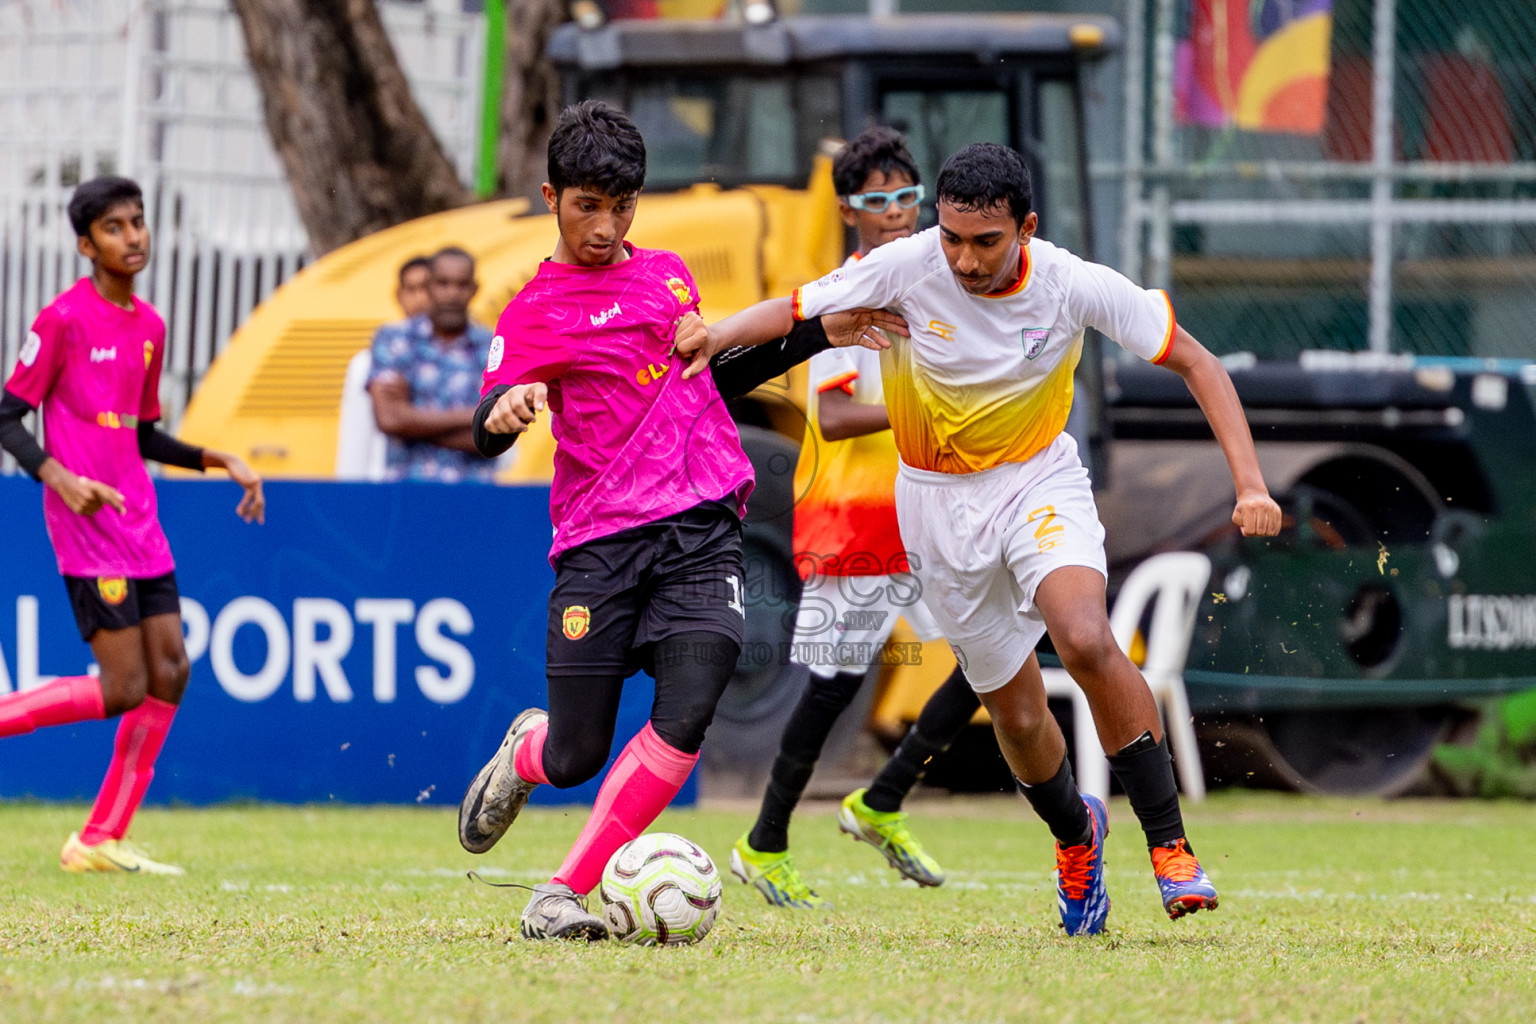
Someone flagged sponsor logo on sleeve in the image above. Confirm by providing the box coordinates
[562,605,590,640]
[487,335,504,372]
[19,330,41,367]
[816,268,846,288]
[97,577,128,606]
[1021,327,1050,360]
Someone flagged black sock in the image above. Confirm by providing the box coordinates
[746,670,864,853]
[1107,731,1185,848]
[864,666,979,813]
[1017,755,1091,847]
[747,751,817,853]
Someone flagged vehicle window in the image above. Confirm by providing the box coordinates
[880,88,1009,221]
[1035,76,1087,255]
[625,74,840,190]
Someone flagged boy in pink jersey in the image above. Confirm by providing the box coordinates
[455,101,894,941]
[0,177,263,874]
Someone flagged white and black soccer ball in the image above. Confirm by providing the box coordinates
[598,832,723,946]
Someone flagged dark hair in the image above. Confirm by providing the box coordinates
[428,246,475,275]
[398,255,431,285]
[935,143,1033,226]
[547,99,646,197]
[68,176,143,239]
[833,126,921,197]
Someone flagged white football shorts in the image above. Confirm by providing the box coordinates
[789,570,943,679]
[894,433,1106,693]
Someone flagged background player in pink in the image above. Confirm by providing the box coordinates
[455,101,896,941]
[0,176,264,875]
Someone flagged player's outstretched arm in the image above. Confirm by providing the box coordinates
[199,448,265,524]
[472,382,546,458]
[1159,326,1282,537]
[680,299,904,380]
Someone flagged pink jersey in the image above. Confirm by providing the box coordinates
[483,245,754,564]
[5,277,174,578]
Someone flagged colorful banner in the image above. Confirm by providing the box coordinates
[0,478,689,807]
[1176,0,1335,134]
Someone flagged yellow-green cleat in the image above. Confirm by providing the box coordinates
[60,832,185,876]
[729,834,828,909]
[837,788,945,887]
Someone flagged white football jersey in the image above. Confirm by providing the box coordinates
[793,228,1174,474]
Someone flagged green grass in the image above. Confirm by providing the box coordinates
[3,793,1535,1023]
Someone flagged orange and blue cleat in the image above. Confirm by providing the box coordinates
[1151,838,1219,919]
[1055,794,1110,936]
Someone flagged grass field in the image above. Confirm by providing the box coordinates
[3,793,1535,1023]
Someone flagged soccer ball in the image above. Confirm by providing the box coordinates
[598,832,723,946]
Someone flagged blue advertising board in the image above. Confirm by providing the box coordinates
[0,476,688,806]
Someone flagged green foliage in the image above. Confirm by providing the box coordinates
[1,795,1534,1023]
[1433,692,1536,799]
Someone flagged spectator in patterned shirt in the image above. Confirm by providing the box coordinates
[366,246,496,482]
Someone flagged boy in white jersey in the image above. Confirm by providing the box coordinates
[686,143,1282,935]
[0,177,264,874]
[731,127,982,909]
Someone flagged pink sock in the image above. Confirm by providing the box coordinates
[79,696,177,845]
[0,675,104,738]
[513,719,550,786]
[552,723,699,895]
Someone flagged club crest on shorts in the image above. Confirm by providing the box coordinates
[562,605,590,640]
[948,642,968,673]
[1021,327,1050,360]
[97,576,128,606]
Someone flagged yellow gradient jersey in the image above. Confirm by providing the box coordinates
[792,229,1175,475]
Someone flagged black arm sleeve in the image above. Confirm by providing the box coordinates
[137,420,206,472]
[708,316,832,401]
[472,385,517,458]
[0,389,49,480]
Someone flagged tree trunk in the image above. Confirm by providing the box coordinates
[231,0,472,255]
[496,0,569,200]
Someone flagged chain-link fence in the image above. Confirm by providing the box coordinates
[1120,0,1536,360]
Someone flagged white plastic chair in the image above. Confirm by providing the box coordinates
[335,349,388,481]
[1039,551,1211,802]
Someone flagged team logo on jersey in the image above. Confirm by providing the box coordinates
[89,346,118,363]
[666,277,692,305]
[1021,328,1050,360]
[97,577,128,606]
[927,320,957,342]
[19,330,41,367]
[487,335,504,372]
[589,302,622,328]
[562,605,591,640]
[144,340,154,367]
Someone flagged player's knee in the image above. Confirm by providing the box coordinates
[988,700,1049,740]
[649,710,713,755]
[542,742,607,789]
[1052,620,1120,673]
[98,663,149,717]
[150,651,190,704]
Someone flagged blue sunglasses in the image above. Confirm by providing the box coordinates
[847,184,925,212]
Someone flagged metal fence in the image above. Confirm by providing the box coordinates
[0,0,483,467]
[1119,0,1536,360]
